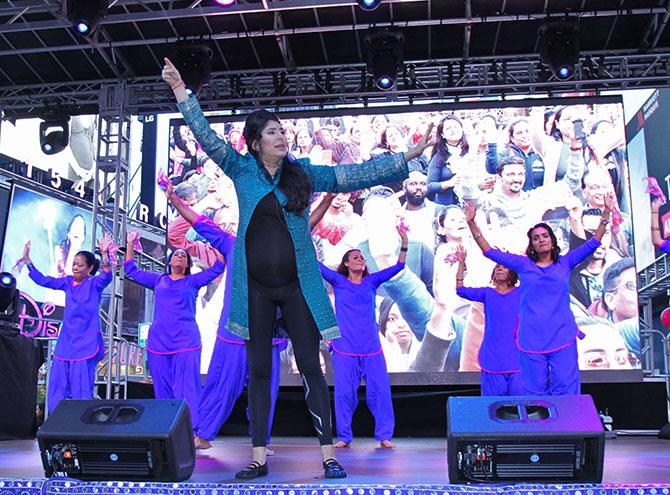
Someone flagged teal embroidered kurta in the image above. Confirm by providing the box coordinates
[177,96,409,340]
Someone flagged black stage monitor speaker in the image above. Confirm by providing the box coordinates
[37,399,195,481]
[447,394,605,483]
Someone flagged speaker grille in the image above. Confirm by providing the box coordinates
[78,442,152,476]
[496,464,575,478]
[497,444,576,453]
[81,462,150,476]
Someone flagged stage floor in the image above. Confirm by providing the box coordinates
[0,435,668,484]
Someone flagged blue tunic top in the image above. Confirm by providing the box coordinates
[661,240,670,255]
[319,262,405,355]
[28,266,112,361]
[484,237,600,353]
[456,286,521,373]
[178,95,409,340]
[124,259,224,354]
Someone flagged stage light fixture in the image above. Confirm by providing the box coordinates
[539,20,580,80]
[213,0,236,5]
[365,29,404,91]
[39,116,70,155]
[0,272,17,313]
[175,41,214,96]
[357,0,382,11]
[64,0,108,37]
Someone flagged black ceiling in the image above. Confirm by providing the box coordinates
[0,0,669,116]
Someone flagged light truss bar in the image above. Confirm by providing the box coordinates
[1,52,669,117]
[0,1,665,36]
[0,6,666,54]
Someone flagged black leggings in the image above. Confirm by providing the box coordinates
[246,279,333,447]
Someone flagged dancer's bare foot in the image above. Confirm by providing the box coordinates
[334,441,349,448]
[265,447,275,456]
[379,439,395,449]
[194,436,212,450]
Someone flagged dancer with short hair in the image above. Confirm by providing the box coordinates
[454,245,522,396]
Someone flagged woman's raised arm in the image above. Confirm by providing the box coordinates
[162,58,246,179]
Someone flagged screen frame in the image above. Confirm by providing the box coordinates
[164,93,643,386]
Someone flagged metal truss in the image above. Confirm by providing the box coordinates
[1,2,661,40]
[638,254,670,302]
[1,51,669,118]
[180,52,670,112]
[91,83,132,400]
[638,253,670,381]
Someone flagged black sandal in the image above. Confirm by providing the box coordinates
[323,458,347,478]
[235,460,268,479]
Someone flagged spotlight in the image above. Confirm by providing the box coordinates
[39,116,70,155]
[365,29,404,91]
[357,0,382,11]
[64,0,108,37]
[0,272,17,313]
[175,41,214,96]
[539,19,580,80]
[213,0,236,5]
[0,273,12,287]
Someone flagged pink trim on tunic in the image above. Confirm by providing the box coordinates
[331,342,383,357]
[147,344,202,355]
[53,344,101,362]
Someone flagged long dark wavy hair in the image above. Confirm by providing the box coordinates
[172,125,199,174]
[244,110,312,213]
[431,114,469,161]
[526,222,560,263]
[336,249,370,278]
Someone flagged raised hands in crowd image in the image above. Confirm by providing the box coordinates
[651,196,670,255]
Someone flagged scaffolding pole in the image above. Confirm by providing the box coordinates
[91,83,132,400]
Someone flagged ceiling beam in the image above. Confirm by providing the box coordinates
[1,7,667,58]
[0,3,664,35]
[463,0,471,59]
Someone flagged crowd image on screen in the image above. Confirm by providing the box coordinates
[165,100,639,377]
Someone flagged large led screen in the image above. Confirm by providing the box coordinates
[160,96,640,383]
